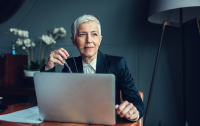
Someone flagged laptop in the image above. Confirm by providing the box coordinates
[33,72,116,125]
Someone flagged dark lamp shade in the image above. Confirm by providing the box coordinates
[148,0,200,24]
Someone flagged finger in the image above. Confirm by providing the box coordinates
[115,105,119,109]
[53,55,65,65]
[122,104,134,118]
[54,55,65,64]
[63,50,69,57]
[119,103,133,118]
[131,106,137,115]
[121,103,133,115]
[57,49,68,59]
[124,111,131,118]
[125,105,136,119]
[59,48,69,57]
[117,101,129,115]
[56,49,68,59]
[129,110,139,120]
[51,49,69,59]
[49,56,64,66]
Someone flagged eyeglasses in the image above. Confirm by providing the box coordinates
[64,50,78,73]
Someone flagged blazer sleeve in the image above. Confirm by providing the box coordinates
[40,64,56,72]
[40,59,69,72]
[62,64,69,72]
[117,57,145,119]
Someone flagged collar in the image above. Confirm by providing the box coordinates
[82,57,97,71]
[71,50,108,73]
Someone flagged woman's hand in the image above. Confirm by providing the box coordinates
[115,100,139,121]
[45,48,69,71]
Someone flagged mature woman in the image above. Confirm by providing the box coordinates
[41,14,144,121]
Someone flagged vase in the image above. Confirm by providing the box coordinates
[24,70,40,77]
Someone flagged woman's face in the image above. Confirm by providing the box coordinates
[71,21,102,59]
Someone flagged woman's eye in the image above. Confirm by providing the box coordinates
[92,33,97,36]
[79,34,85,36]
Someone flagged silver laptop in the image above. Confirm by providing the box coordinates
[33,72,116,125]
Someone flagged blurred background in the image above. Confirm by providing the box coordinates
[0,0,200,126]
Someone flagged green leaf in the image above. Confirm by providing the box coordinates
[39,59,47,70]
[24,64,28,70]
[30,61,40,71]
[27,59,47,71]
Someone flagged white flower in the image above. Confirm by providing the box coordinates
[40,35,50,45]
[60,27,66,34]
[25,43,31,48]
[53,27,66,39]
[13,29,18,35]
[24,38,31,44]
[39,34,56,45]
[22,46,26,50]
[49,35,56,44]
[24,38,31,47]
[53,28,60,34]
[16,38,23,46]
[18,30,23,37]
[23,30,29,38]
[51,39,56,44]
[10,28,18,34]
[31,42,36,47]
[10,28,14,32]
[9,28,29,38]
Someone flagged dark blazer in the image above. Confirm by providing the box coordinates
[41,50,145,120]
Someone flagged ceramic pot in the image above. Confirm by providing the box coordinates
[24,70,40,77]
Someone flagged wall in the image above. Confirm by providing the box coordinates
[0,0,187,125]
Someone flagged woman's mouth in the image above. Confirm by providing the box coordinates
[85,47,94,50]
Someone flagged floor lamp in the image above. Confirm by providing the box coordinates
[143,0,200,126]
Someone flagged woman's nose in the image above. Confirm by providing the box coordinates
[86,34,92,43]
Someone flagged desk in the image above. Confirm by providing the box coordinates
[0,103,139,126]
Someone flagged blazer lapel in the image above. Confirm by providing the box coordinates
[70,50,107,73]
[96,50,108,73]
[71,56,83,73]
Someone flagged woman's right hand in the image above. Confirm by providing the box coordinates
[45,48,69,71]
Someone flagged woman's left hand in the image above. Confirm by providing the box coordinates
[115,101,139,120]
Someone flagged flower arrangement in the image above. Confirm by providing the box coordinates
[9,28,36,70]
[8,27,66,71]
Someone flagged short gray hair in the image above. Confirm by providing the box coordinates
[71,14,101,41]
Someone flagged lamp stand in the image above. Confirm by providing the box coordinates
[143,17,200,126]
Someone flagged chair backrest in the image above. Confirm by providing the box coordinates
[120,90,143,126]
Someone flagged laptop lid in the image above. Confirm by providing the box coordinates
[33,72,116,125]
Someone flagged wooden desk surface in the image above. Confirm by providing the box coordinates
[0,103,139,126]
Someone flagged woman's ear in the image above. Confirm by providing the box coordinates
[71,37,77,46]
[99,35,103,46]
